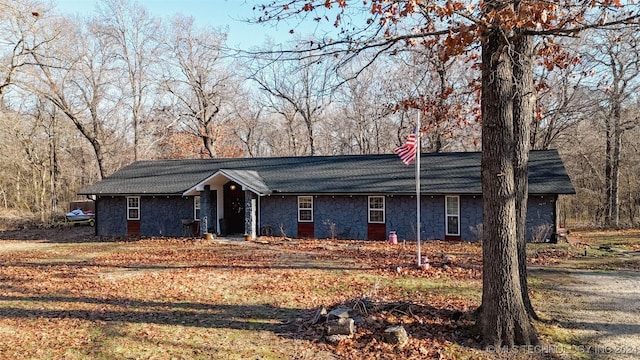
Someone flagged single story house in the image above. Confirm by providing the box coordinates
[78,150,575,241]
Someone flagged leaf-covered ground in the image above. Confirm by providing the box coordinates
[0,227,624,359]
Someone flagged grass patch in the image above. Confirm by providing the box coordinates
[536,322,590,360]
[380,276,482,302]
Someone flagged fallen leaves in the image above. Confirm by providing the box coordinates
[0,227,598,359]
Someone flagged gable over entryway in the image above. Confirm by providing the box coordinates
[182,169,269,237]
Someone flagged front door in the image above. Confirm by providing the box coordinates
[223,182,245,235]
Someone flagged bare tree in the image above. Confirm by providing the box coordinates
[249,49,335,156]
[264,99,308,156]
[0,4,102,219]
[29,15,126,179]
[6,99,53,221]
[159,15,237,158]
[620,114,640,227]
[332,59,399,154]
[95,0,161,161]
[232,98,268,157]
[582,28,640,228]
[534,32,640,228]
[532,44,592,150]
[0,0,49,96]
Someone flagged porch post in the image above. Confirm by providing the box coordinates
[245,191,257,240]
[200,185,212,236]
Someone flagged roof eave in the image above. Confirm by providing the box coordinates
[182,170,272,197]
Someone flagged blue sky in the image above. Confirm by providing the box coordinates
[52,0,321,49]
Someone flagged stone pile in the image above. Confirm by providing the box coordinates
[312,304,409,346]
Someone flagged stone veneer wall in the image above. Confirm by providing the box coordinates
[96,196,126,237]
[96,195,195,237]
[460,196,484,241]
[386,195,445,241]
[96,193,557,240]
[314,195,368,239]
[244,191,258,237]
[259,195,299,237]
[526,195,556,241]
[260,194,448,241]
[259,194,557,241]
[387,195,485,242]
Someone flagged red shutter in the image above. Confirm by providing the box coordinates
[367,223,386,241]
[127,220,141,235]
[297,222,314,238]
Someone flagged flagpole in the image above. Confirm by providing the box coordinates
[416,111,421,268]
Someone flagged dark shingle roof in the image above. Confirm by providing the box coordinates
[78,150,575,196]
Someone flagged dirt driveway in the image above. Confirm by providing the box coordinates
[532,257,640,360]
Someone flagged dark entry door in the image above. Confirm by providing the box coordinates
[223,182,245,235]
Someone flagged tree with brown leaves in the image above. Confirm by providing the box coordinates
[254,0,640,347]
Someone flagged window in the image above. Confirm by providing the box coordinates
[298,196,313,222]
[194,196,201,220]
[127,196,140,220]
[445,195,460,236]
[368,196,385,223]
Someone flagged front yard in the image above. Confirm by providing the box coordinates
[0,227,637,359]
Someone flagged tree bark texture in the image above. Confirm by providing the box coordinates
[511,33,538,320]
[480,19,538,347]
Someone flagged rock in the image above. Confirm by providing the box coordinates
[327,306,352,320]
[383,325,409,346]
[326,317,355,336]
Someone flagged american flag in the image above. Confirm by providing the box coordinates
[394,131,417,166]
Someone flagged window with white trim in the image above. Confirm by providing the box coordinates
[127,196,140,220]
[368,196,385,223]
[298,196,313,222]
[194,196,201,220]
[445,195,460,236]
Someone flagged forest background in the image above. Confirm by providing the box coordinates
[1,0,638,229]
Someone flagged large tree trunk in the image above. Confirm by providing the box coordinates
[512,33,538,320]
[479,18,538,347]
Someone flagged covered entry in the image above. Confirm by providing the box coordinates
[182,168,271,238]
